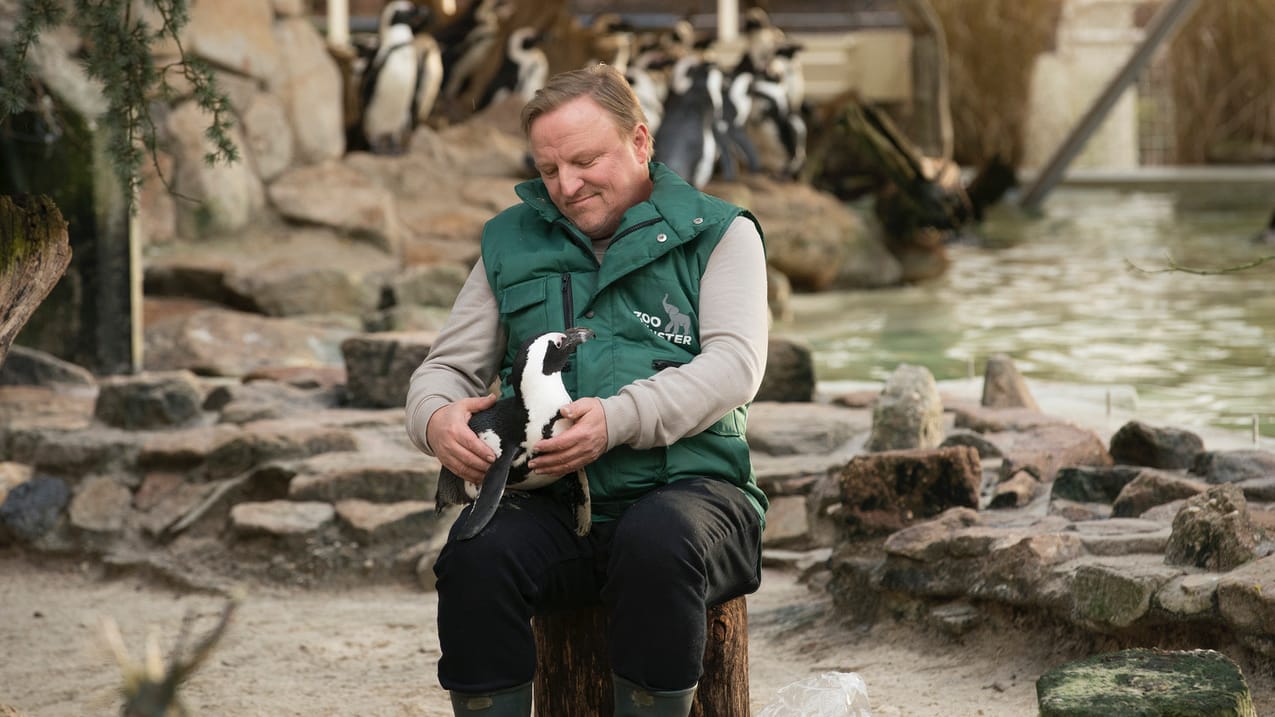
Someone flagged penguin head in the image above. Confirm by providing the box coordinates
[509,327,595,395]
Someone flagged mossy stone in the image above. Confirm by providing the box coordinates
[1037,648,1256,717]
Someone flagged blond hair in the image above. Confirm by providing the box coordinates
[520,64,653,153]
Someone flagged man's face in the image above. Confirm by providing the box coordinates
[528,96,652,239]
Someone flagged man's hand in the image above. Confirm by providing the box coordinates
[427,394,499,485]
[528,398,608,477]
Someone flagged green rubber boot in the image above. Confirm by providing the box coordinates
[449,681,532,716]
[612,673,697,717]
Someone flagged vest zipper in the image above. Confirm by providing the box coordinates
[561,273,574,328]
[611,217,662,244]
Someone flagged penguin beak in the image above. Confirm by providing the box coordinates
[563,326,595,348]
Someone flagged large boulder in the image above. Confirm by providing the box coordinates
[866,364,944,452]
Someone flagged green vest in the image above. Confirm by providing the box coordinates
[481,162,768,523]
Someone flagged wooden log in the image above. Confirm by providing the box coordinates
[532,596,749,716]
[0,195,71,365]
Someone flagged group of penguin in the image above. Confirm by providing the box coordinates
[355,2,809,188]
[356,0,547,154]
[623,8,809,187]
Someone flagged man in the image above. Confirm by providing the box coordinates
[405,63,768,717]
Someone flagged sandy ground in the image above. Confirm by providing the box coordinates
[5,550,1245,717]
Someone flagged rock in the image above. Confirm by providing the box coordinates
[67,476,132,534]
[285,451,440,503]
[0,345,95,386]
[205,418,360,479]
[1112,470,1208,518]
[340,332,435,409]
[334,499,434,543]
[0,462,32,505]
[838,447,980,535]
[995,423,1113,484]
[1109,420,1205,470]
[746,401,868,457]
[950,405,1061,433]
[239,91,295,181]
[94,371,207,430]
[1068,518,1171,556]
[761,495,811,548]
[1051,465,1143,504]
[1156,574,1220,618]
[731,175,900,290]
[1165,484,1261,571]
[939,428,1003,459]
[8,426,143,478]
[203,379,340,424]
[144,307,354,377]
[980,354,1039,410]
[989,470,1039,509]
[267,161,402,253]
[230,500,334,537]
[0,475,70,544]
[1069,559,1179,629]
[865,364,944,451]
[272,16,345,163]
[1036,648,1256,717]
[167,100,266,236]
[186,0,280,81]
[1218,555,1275,653]
[755,337,816,403]
[391,264,470,308]
[1192,450,1275,484]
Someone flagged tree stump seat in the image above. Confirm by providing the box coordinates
[532,595,750,716]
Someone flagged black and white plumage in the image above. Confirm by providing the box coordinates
[654,54,723,189]
[750,68,808,179]
[714,69,761,180]
[361,1,429,154]
[435,327,595,541]
[407,10,444,128]
[477,26,548,110]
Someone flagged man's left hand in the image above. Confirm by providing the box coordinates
[528,397,608,476]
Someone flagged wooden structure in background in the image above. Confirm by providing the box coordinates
[0,195,72,365]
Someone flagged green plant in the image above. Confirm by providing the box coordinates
[0,0,239,204]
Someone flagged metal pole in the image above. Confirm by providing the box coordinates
[1018,0,1202,212]
[327,0,349,49]
[717,0,739,43]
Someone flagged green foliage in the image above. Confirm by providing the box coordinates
[0,0,240,204]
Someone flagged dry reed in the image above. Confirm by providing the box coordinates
[1166,0,1275,163]
[930,0,1063,167]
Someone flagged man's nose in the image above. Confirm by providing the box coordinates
[559,167,584,195]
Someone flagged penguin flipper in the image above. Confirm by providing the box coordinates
[453,445,521,541]
[434,468,471,515]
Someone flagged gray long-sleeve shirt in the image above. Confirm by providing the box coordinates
[405,215,768,455]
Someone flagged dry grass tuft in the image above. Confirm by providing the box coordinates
[931,0,1063,167]
[1166,0,1275,163]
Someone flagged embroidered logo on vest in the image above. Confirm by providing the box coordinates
[631,293,695,346]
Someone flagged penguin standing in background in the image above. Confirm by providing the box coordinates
[477,26,548,110]
[751,67,808,179]
[435,327,595,541]
[655,54,724,189]
[409,16,444,128]
[715,69,761,180]
[438,0,509,102]
[361,1,427,154]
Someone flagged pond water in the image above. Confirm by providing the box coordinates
[786,188,1275,441]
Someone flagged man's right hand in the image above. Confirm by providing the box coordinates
[426,394,500,485]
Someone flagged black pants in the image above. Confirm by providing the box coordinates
[434,476,764,695]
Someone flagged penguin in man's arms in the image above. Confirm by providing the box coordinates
[435,327,594,540]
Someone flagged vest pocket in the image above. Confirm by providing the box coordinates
[497,278,553,341]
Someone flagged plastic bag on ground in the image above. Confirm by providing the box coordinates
[757,671,872,717]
